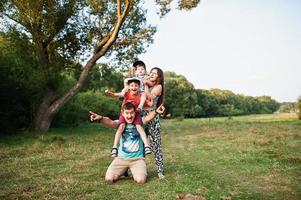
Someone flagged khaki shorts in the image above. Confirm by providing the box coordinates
[106,158,147,177]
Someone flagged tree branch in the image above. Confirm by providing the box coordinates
[47,0,132,117]
[100,0,130,53]
[117,0,122,17]
[94,0,130,56]
[94,32,112,54]
[2,13,29,32]
[44,3,76,47]
[122,0,131,19]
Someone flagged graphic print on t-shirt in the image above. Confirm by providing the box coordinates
[121,125,140,153]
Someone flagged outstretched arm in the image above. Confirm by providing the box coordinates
[143,104,165,125]
[89,111,118,128]
[105,90,124,99]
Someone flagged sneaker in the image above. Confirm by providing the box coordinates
[111,148,118,157]
[158,173,165,179]
[144,146,152,155]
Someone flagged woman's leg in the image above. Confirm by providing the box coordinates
[148,117,164,177]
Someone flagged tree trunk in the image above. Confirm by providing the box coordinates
[34,110,55,132]
[33,87,58,131]
[33,59,96,131]
[33,0,131,131]
[33,54,113,132]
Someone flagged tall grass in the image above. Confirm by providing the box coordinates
[0,113,300,199]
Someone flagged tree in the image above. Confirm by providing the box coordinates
[1,0,151,131]
[0,0,201,131]
[0,31,41,132]
[77,63,124,92]
[164,71,198,117]
[278,103,296,113]
[297,96,301,120]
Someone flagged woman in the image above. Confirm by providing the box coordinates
[143,67,165,179]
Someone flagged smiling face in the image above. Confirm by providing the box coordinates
[128,81,140,94]
[122,107,136,124]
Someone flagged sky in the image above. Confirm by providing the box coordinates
[140,0,301,102]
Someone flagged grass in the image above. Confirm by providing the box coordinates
[0,113,300,200]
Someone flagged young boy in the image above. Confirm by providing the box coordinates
[105,78,152,157]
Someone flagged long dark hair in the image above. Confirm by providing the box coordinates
[150,67,164,108]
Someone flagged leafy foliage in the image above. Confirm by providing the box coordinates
[1,0,283,130]
[164,71,280,118]
[53,90,120,126]
[164,71,199,118]
[155,0,201,17]
[297,96,301,120]
[0,31,42,131]
[278,102,297,113]
[0,0,157,131]
[78,63,124,92]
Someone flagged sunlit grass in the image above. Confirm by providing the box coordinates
[0,113,300,199]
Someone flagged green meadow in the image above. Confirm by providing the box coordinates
[1,113,300,200]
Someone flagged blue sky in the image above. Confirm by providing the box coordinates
[140,0,301,102]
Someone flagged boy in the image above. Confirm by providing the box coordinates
[118,60,149,112]
[105,78,152,157]
[90,102,165,183]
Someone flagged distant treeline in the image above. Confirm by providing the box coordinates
[163,72,280,118]
[0,62,290,131]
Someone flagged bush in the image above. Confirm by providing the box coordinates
[53,90,121,126]
[297,98,301,120]
[172,107,185,118]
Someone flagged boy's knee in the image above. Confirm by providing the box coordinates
[105,174,118,184]
[105,177,114,184]
[134,175,146,184]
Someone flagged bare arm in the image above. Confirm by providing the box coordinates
[123,78,130,90]
[143,104,165,124]
[89,111,118,128]
[144,84,162,101]
[105,90,124,98]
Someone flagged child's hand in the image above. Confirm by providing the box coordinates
[144,79,155,87]
[142,75,149,81]
[143,79,149,85]
[105,90,115,98]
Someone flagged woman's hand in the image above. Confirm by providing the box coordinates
[156,104,165,114]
